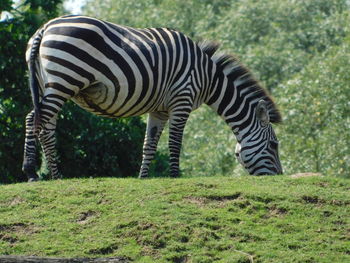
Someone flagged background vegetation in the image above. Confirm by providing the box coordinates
[1,0,349,183]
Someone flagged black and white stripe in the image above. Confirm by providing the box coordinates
[22,15,282,181]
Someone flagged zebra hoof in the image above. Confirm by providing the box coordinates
[170,172,180,178]
[23,166,39,183]
[22,160,38,181]
[27,172,39,182]
[28,177,39,183]
[52,173,63,180]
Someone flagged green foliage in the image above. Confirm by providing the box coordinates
[83,0,229,37]
[201,0,350,88]
[54,103,146,179]
[276,39,350,177]
[0,176,349,261]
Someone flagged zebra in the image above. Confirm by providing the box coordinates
[22,15,282,182]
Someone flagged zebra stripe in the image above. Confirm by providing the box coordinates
[22,15,282,181]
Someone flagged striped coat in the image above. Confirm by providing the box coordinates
[22,15,282,181]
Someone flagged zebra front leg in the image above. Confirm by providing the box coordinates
[168,110,190,177]
[139,112,168,178]
[22,110,39,182]
[38,117,61,179]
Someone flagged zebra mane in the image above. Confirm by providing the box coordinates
[197,41,282,124]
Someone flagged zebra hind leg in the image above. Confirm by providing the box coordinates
[35,85,74,179]
[139,112,168,178]
[38,117,61,179]
[22,110,39,182]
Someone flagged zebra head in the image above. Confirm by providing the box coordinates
[235,100,282,175]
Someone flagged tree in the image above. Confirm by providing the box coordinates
[276,38,350,177]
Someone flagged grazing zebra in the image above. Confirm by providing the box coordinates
[23,15,282,181]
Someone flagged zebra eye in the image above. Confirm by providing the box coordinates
[260,120,268,127]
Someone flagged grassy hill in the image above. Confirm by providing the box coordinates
[0,175,349,262]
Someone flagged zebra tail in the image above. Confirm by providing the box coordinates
[28,29,44,132]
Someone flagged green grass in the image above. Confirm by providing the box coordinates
[0,176,349,262]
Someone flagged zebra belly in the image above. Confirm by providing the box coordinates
[72,81,155,118]
[72,82,124,117]
[72,82,112,117]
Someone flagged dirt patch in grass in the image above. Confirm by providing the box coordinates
[0,233,18,244]
[137,221,156,231]
[115,220,138,230]
[301,196,350,206]
[7,196,26,207]
[204,192,242,201]
[0,223,36,235]
[77,210,98,225]
[194,183,217,189]
[0,223,38,245]
[88,243,119,255]
[329,199,350,206]
[266,205,288,218]
[184,196,208,207]
[301,195,325,204]
[185,192,242,207]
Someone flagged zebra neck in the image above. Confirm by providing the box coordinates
[207,75,260,141]
[204,46,281,138]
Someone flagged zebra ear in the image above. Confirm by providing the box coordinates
[256,100,270,125]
